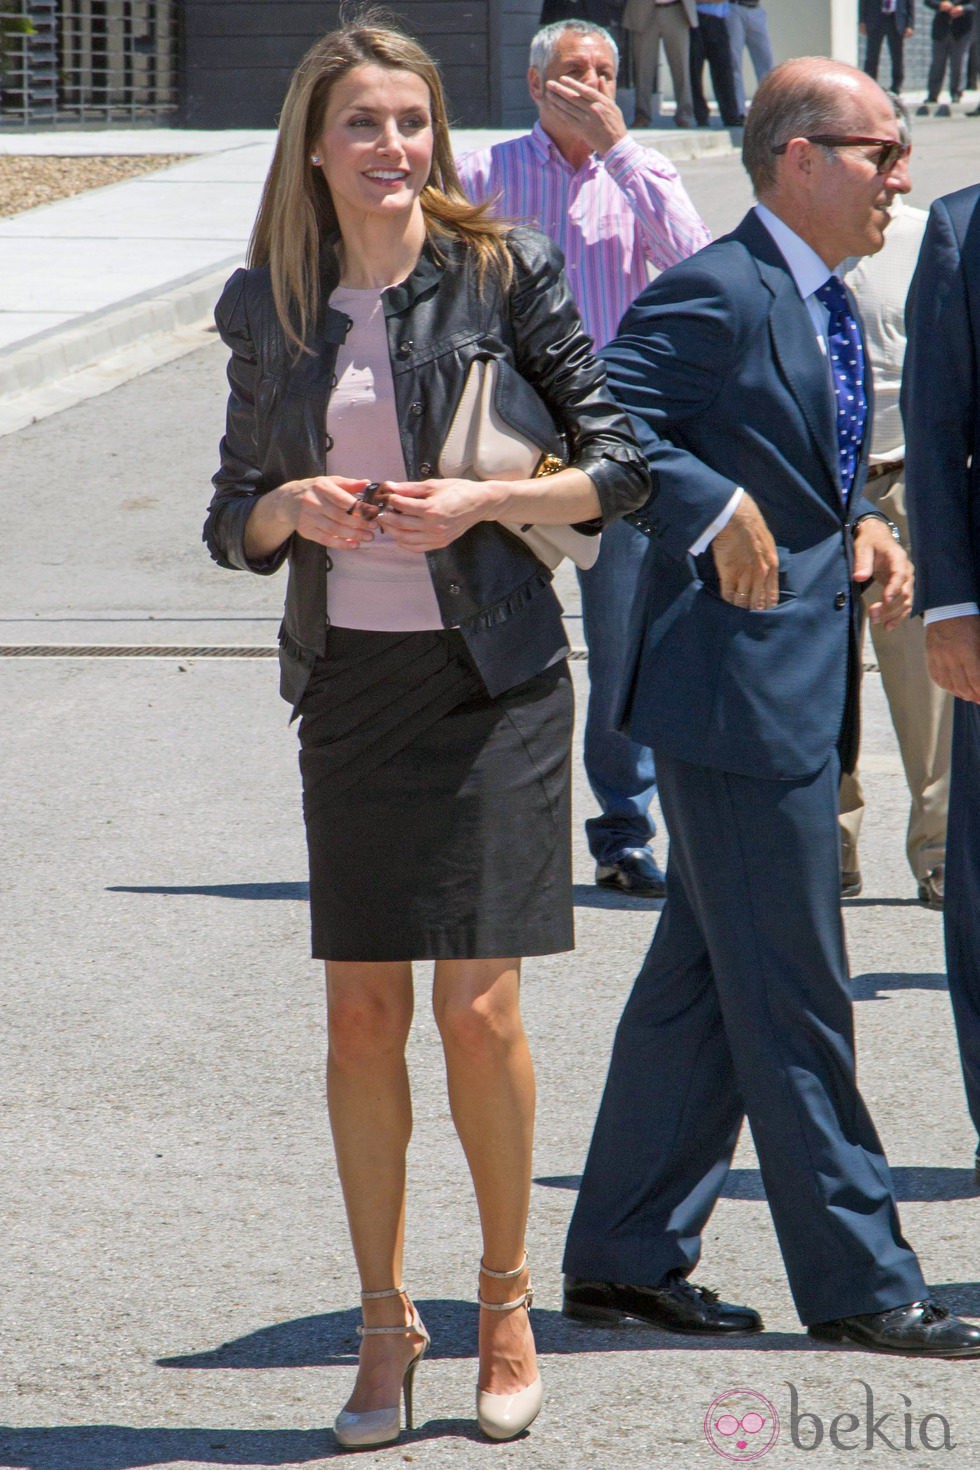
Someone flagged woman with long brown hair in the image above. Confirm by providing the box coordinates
[204,12,648,1449]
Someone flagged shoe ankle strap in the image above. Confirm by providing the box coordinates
[478,1253,531,1311]
[357,1290,426,1339]
[478,1283,534,1313]
[479,1252,528,1280]
[357,1321,420,1337]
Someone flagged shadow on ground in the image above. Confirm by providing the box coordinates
[851,971,948,999]
[571,883,664,911]
[155,1299,815,1373]
[107,883,309,901]
[535,1166,978,1202]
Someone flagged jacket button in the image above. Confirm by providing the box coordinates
[448,583,461,595]
[834,592,847,609]
[418,461,433,476]
[410,401,424,416]
[397,340,413,357]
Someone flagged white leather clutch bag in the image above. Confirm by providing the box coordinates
[438,356,601,571]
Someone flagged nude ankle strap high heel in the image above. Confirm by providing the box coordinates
[476,1255,544,1441]
[333,1286,429,1450]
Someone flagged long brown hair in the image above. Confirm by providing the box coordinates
[248,14,512,353]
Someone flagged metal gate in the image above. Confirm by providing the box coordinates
[0,1,178,126]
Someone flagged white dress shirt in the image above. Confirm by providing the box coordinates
[692,204,838,552]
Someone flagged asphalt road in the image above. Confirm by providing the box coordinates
[1,127,979,1470]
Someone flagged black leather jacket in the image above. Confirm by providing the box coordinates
[203,226,650,706]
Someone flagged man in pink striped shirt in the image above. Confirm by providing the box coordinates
[456,18,710,897]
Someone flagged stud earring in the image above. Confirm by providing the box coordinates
[311,154,321,165]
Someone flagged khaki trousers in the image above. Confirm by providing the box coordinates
[626,0,695,126]
[839,470,953,882]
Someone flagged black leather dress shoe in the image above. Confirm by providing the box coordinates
[562,1273,763,1334]
[841,868,863,898]
[808,1300,980,1357]
[595,849,667,898]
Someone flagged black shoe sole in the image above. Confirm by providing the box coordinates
[808,1324,980,1357]
[563,1299,761,1334]
[595,875,667,899]
[562,1300,632,1328]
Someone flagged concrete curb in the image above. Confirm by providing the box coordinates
[0,258,240,402]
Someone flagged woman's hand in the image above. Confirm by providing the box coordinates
[380,467,601,551]
[379,478,491,551]
[244,475,380,559]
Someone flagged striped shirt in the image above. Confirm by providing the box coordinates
[455,122,711,349]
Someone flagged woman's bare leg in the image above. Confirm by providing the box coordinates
[325,959,425,1413]
[432,958,538,1395]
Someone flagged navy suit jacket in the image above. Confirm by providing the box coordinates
[605,209,880,782]
[860,0,914,30]
[903,184,980,616]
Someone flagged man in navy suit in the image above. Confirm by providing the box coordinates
[861,0,915,95]
[562,58,980,1356]
[902,183,980,1185]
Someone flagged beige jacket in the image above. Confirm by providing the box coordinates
[624,0,698,30]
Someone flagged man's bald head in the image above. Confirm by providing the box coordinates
[741,56,910,267]
[743,58,889,198]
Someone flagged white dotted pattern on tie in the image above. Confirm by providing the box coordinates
[816,277,868,493]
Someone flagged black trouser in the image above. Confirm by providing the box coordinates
[927,30,972,99]
[863,14,905,92]
[689,12,741,125]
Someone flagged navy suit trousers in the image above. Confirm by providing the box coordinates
[863,14,907,92]
[944,699,980,1140]
[563,748,926,1324]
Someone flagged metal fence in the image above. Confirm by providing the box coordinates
[0,1,178,126]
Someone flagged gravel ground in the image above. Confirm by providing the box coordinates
[0,153,187,218]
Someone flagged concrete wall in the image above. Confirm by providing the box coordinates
[498,0,542,127]
[179,0,493,129]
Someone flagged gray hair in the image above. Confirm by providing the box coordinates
[891,92,911,144]
[742,58,880,196]
[529,19,619,76]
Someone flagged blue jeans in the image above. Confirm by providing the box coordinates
[726,4,774,115]
[578,516,658,864]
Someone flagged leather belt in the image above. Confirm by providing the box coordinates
[866,458,905,481]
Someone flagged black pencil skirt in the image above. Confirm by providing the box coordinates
[296,627,574,962]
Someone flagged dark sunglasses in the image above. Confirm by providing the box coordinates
[771,135,911,173]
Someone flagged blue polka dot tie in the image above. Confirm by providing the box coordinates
[814,275,867,499]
